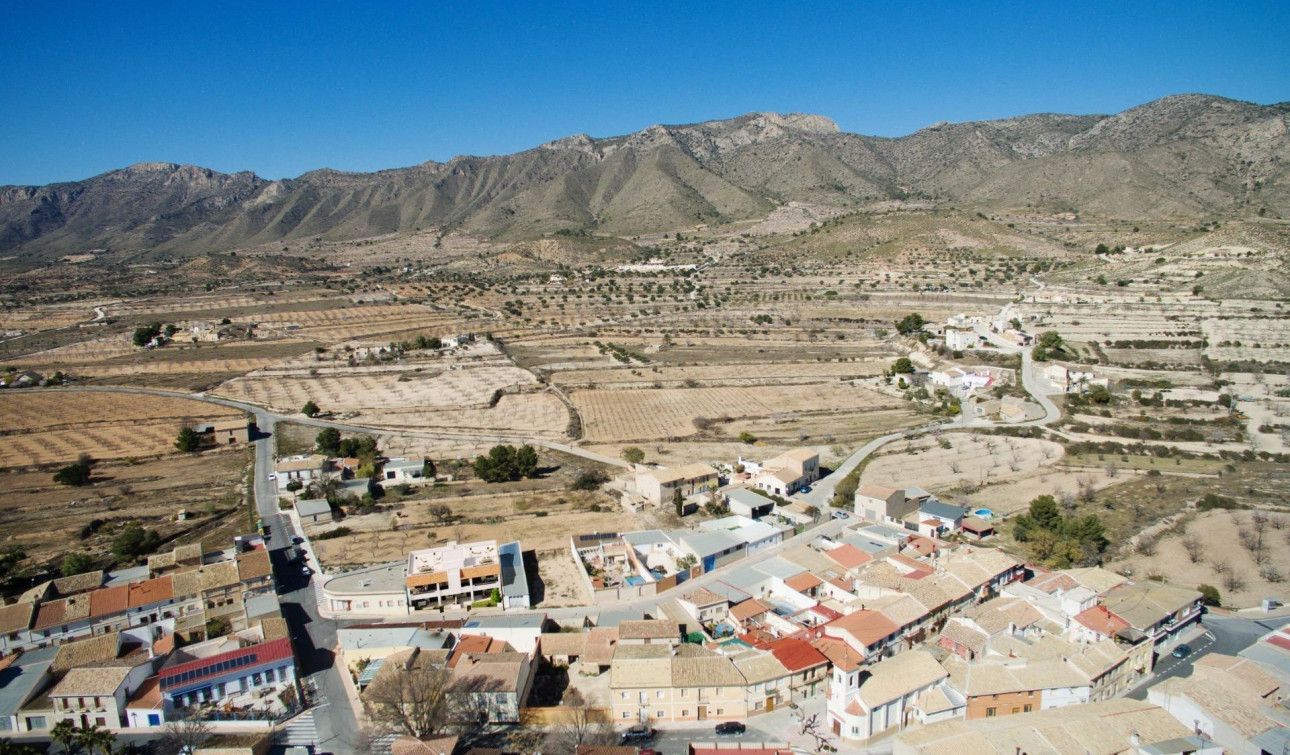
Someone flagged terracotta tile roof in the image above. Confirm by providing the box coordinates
[939,621,989,655]
[50,666,133,697]
[0,601,35,635]
[53,571,104,596]
[539,632,587,657]
[857,650,947,709]
[618,619,680,641]
[394,736,460,755]
[153,633,176,656]
[785,572,824,592]
[824,544,872,570]
[583,627,618,665]
[448,634,511,667]
[31,599,68,632]
[236,549,273,582]
[680,587,727,606]
[811,636,862,672]
[730,598,771,622]
[170,569,203,599]
[888,553,934,574]
[199,560,241,592]
[89,585,129,618]
[51,632,121,673]
[827,609,899,648]
[125,675,163,710]
[1073,604,1130,636]
[763,636,828,672]
[127,576,175,608]
[732,650,791,684]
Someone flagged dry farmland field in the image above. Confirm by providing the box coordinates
[0,391,243,467]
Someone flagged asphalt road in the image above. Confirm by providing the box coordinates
[251,413,361,755]
[1127,613,1290,700]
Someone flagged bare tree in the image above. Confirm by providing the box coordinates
[545,689,615,752]
[948,460,961,474]
[1103,462,1118,479]
[1077,476,1097,503]
[1059,490,1077,514]
[157,714,212,755]
[1136,534,1158,556]
[794,707,836,753]
[1212,559,1232,577]
[1261,564,1285,583]
[1224,571,1247,592]
[362,653,456,738]
[428,503,453,525]
[1182,535,1205,564]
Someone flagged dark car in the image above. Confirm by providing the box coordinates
[1172,643,1192,659]
[715,721,746,735]
[291,536,304,545]
[620,725,656,744]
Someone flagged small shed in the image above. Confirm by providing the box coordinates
[295,498,333,525]
[960,516,995,541]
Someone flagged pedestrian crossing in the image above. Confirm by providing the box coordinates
[277,710,318,747]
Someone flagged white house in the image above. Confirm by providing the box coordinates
[827,649,959,744]
[381,458,429,485]
[945,329,978,351]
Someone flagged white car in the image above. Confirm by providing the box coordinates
[267,473,276,481]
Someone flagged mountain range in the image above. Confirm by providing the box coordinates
[2,93,1288,261]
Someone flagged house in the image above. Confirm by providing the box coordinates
[752,449,820,497]
[209,418,251,444]
[761,636,830,701]
[635,464,719,506]
[294,498,333,525]
[1149,654,1285,754]
[449,651,535,724]
[406,541,505,612]
[959,517,994,541]
[1100,581,1203,648]
[0,646,58,732]
[460,614,545,655]
[610,644,749,723]
[677,588,729,625]
[617,620,682,646]
[894,698,1222,755]
[1045,364,1110,394]
[725,488,775,519]
[855,485,911,522]
[538,632,586,665]
[156,633,295,712]
[820,610,900,662]
[35,658,155,732]
[0,602,36,653]
[275,455,327,492]
[917,500,966,534]
[945,328,977,351]
[699,516,784,552]
[381,458,429,486]
[826,649,956,744]
[338,624,454,674]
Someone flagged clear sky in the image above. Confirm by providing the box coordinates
[1,1,1287,186]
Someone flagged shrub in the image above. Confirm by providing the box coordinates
[1198,584,1221,607]
[313,527,352,540]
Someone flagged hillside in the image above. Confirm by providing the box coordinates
[2,94,1288,262]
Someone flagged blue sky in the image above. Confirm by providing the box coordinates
[1,1,1287,185]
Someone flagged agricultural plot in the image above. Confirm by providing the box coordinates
[571,382,901,443]
[1202,316,1290,364]
[0,392,241,467]
[214,364,538,414]
[550,359,886,389]
[860,433,1064,494]
[360,392,569,438]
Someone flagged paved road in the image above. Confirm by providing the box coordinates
[1127,613,1290,700]
[249,412,361,755]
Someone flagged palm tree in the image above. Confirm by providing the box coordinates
[74,724,103,755]
[51,720,78,754]
[92,727,116,755]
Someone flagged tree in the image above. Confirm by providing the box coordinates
[621,446,646,464]
[1028,495,1062,531]
[54,453,95,487]
[892,357,915,374]
[157,714,211,755]
[1182,535,1205,563]
[285,480,303,495]
[111,523,161,562]
[674,489,684,517]
[571,470,609,491]
[428,504,454,524]
[51,720,78,754]
[895,312,926,335]
[473,444,539,483]
[132,322,162,347]
[362,657,457,737]
[315,427,342,455]
[739,431,757,445]
[174,426,202,453]
[422,458,437,479]
[302,400,320,417]
[1033,330,1066,361]
[61,552,95,577]
[76,725,113,755]
[339,434,380,460]
[546,689,615,752]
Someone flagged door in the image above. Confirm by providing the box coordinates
[697,705,707,721]
[832,718,841,735]
[766,696,775,712]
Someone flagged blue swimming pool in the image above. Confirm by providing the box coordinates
[624,575,646,586]
[973,508,994,520]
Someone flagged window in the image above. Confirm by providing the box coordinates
[656,710,664,718]
[620,692,628,700]
[682,710,689,716]
[147,714,161,726]
[622,712,630,719]
[26,716,45,730]
[1023,704,1033,713]
[986,707,997,717]
[95,717,106,727]
[716,708,723,715]
[655,691,663,699]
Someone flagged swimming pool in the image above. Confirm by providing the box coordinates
[624,575,647,586]
[973,508,995,520]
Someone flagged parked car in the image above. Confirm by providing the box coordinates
[831,510,849,520]
[715,721,746,735]
[267,473,276,481]
[291,536,304,545]
[620,725,656,744]
[1172,643,1192,659]
[799,485,812,493]
[301,565,313,577]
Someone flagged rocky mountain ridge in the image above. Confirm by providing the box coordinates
[2,94,1287,261]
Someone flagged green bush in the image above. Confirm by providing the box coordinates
[313,527,351,540]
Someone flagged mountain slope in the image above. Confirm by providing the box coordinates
[2,94,1288,261]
